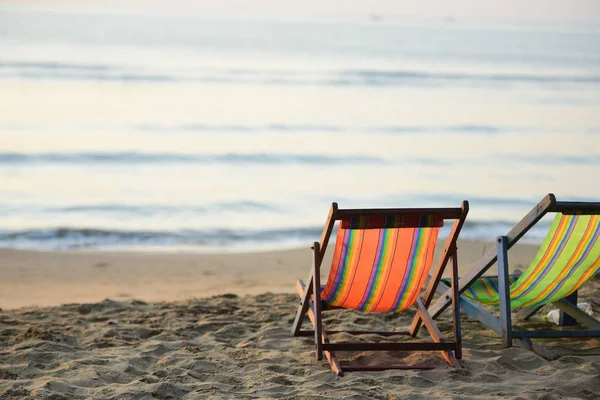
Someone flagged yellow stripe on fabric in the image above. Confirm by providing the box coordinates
[572,255,600,288]
[510,215,572,298]
[518,215,600,308]
[326,228,364,306]
[398,228,437,311]
[463,214,600,309]
[391,228,435,312]
[519,215,598,307]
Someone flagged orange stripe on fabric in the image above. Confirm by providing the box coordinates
[372,228,413,312]
[399,229,438,311]
[570,253,600,291]
[523,216,596,305]
[321,223,440,312]
[334,229,364,306]
[321,226,365,305]
[511,215,571,297]
[480,278,497,298]
[343,229,381,310]
[539,255,600,309]
[361,229,399,312]
[321,226,344,301]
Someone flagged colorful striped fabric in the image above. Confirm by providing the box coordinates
[463,214,600,309]
[445,275,519,304]
[321,215,441,312]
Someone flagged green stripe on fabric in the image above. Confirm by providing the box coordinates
[463,214,600,309]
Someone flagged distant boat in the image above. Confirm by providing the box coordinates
[369,14,384,22]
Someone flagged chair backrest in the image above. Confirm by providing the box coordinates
[462,214,600,308]
[321,213,444,312]
[510,214,600,308]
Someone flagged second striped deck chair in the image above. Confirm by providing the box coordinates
[429,194,600,359]
[291,201,469,376]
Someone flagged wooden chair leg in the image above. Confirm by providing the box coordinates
[496,236,513,348]
[312,242,323,361]
[291,270,314,336]
[297,279,343,376]
[409,201,469,336]
[515,337,557,360]
[450,246,462,359]
[516,305,544,320]
[554,296,600,329]
[428,194,555,321]
[558,291,578,326]
[416,297,460,368]
[293,202,336,336]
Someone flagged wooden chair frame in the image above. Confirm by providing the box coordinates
[291,201,469,376]
[429,194,600,360]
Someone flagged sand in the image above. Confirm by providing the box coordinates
[1,240,600,399]
[0,239,538,310]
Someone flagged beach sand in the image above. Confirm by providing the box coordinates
[0,240,538,310]
[1,240,599,399]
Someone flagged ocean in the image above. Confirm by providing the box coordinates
[1,8,599,251]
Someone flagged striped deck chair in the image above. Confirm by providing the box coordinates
[429,194,600,360]
[291,201,469,376]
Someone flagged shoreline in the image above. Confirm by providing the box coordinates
[0,239,540,310]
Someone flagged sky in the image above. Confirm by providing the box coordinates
[2,0,600,23]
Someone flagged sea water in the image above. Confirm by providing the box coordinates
[1,8,599,251]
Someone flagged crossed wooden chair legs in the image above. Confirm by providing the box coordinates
[436,237,600,360]
[291,242,462,376]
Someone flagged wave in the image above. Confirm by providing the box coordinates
[6,121,596,137]
[0,201,281,216]
[0,60,118,71]
[0,152,386,165]
[0,226,323,250]
[338,70,600,85]
[0,219,551,250]
[496,153,600,166]
[126,123,526,135]
[1,72,176,82]
[1,151,596,168]
[374,125,512,134]
[136,123,348,133]
[2,60,598,88]
[1,122,529,135]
